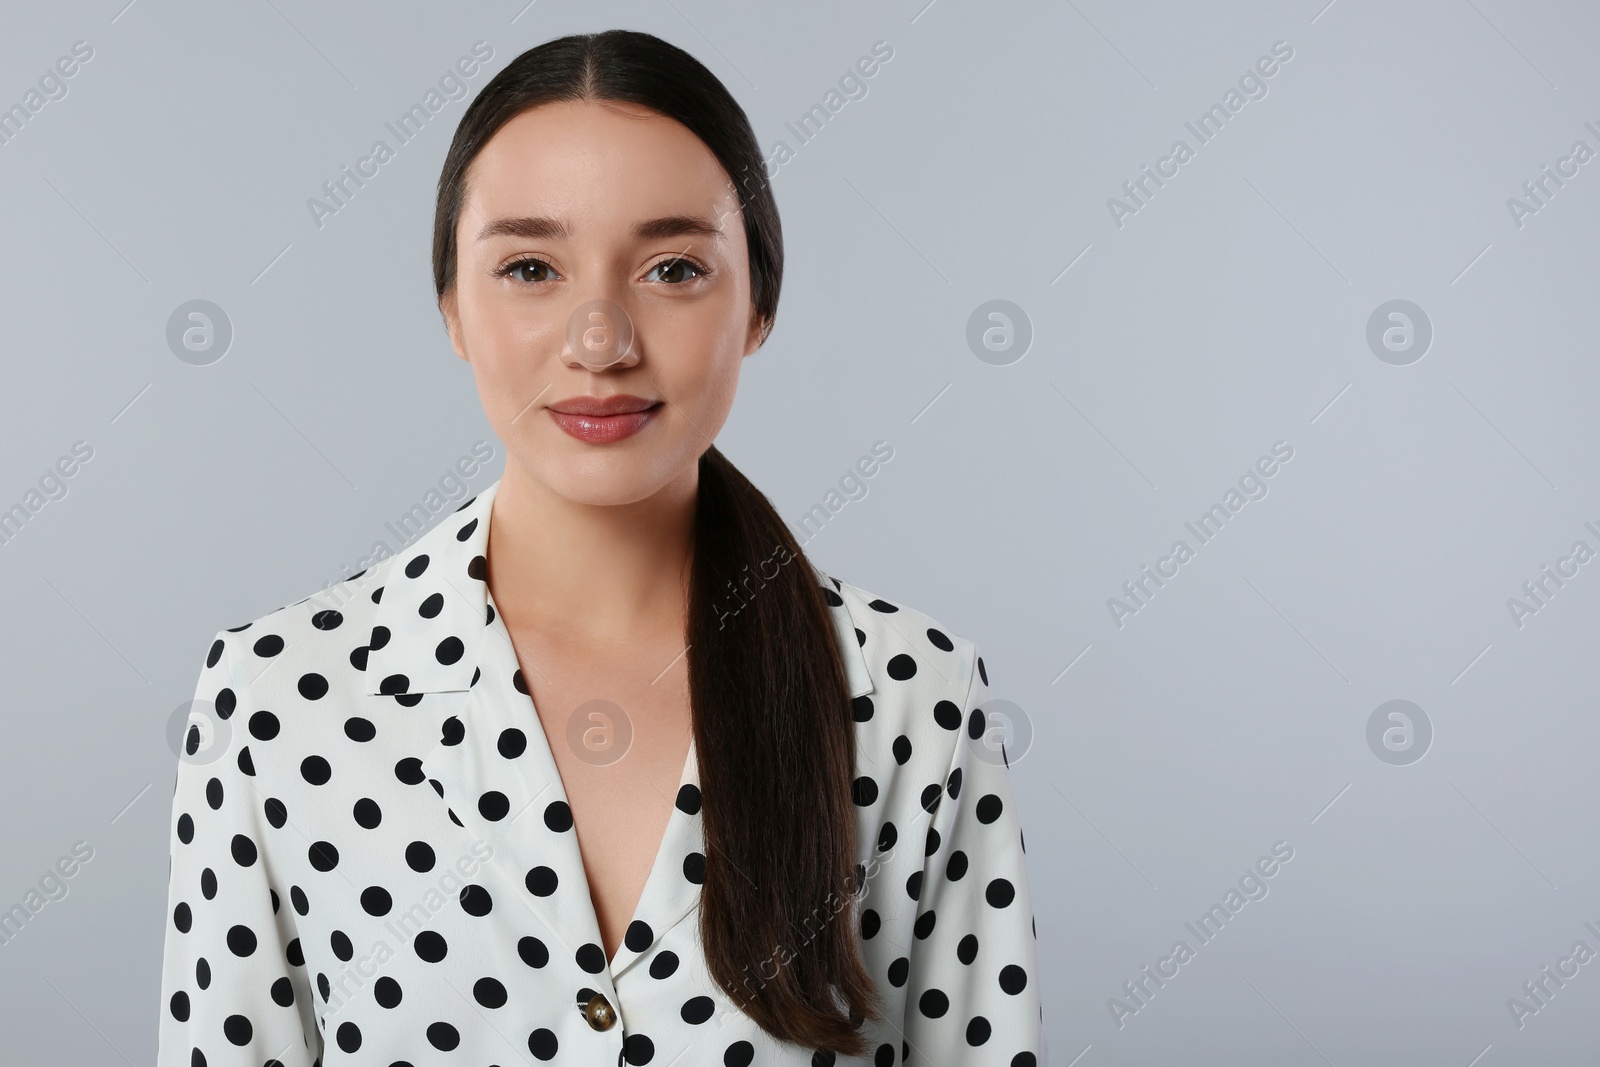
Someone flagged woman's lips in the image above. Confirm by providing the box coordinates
[546,403,661,443]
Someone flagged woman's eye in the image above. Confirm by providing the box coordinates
[646,257,707,284]
[499,257,555,284]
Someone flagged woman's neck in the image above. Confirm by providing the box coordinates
[484,458,696,647]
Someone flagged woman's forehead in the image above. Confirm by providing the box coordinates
[464,101,738,220]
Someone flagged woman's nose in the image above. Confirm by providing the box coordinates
[561,296,640,370]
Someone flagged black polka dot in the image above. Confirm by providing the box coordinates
[544,801,573,832]
[528,1027,558,1060]
[414,930,448,962]
[361,886,392,916]
[625,920,654,952]
[526,865,558,896]
[474,976,507,1007]
[336,1020,362,1052]
[498,728,527,758]
[575,942,605,973]
[478,791,510,821]
[223,1013,252,1045]
[459,884,493,916]
[518,935,549,968]
[427,1020,459,1050]
[225,924,256,957]
[230,834,257,867]
[681,995,715,1024]
[624,1033,655,1064]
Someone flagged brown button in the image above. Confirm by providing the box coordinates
[585,992,617,1031]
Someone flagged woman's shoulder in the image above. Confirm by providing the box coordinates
[813,567,987,727]
[202,560,397,683]
[201,489,497,692]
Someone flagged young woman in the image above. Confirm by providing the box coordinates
[158,29,1042,1066]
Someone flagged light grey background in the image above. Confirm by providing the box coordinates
[2,0,1597,1063]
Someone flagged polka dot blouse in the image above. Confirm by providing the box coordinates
[158,479,1044,1065]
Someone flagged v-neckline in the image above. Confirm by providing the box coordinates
[480,586,701,969]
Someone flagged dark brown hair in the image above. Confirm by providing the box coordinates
[431,29,881,1056]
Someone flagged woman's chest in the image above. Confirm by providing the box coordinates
[243,691,897,1065]
[504,626,698,959]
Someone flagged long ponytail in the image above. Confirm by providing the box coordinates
[688,443,881,1054]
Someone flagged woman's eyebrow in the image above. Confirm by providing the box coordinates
[476,214,724,242]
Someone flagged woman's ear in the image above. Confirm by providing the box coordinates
[744,308,771,356]
[440,290,469,362]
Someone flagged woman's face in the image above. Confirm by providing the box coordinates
[442,99,764,506]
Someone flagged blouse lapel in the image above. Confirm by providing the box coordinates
[417,612,613,980]
[605,733,703,980]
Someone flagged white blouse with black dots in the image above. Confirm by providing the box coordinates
[157,478,1045,1066]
